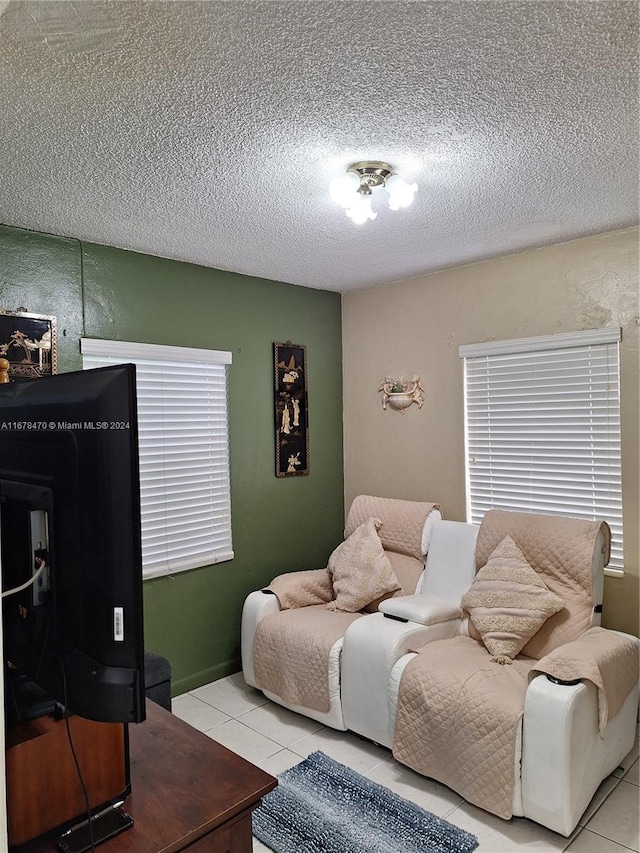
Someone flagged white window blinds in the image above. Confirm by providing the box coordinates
[459,328,623,571]
[81,338,233,579]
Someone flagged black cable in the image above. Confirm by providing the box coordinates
[6,670,20,723]
[57,657,96,852]
[34,605,52,684]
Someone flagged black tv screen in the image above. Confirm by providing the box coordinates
[0,364,145,724]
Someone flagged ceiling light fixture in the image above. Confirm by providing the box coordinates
[329,161,418,224]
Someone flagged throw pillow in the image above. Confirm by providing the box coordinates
[326,517,401,613]
[461,535,565,664]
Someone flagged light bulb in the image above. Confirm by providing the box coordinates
[385,174,418,210]
[345,193,376,224]
[329,171,361,208]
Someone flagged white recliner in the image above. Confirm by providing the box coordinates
[242,504,638,837]
[386,510,639,836]
[241,495,443,729]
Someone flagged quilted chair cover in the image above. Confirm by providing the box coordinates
[475,509,610,657]
[345,495,439,560]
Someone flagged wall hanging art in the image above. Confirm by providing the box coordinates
[0,309,57,381]
[378,375,425,412]
[274,341,309,477]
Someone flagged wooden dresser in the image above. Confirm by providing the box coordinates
[23,700,277,852]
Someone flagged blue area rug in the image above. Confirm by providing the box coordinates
[253,750,479,853]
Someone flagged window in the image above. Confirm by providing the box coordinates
[82,338,233,579]
[459,328,623,571]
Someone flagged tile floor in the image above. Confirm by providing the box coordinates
[172,673,640,853]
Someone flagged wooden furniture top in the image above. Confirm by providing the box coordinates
[29,700,277,852]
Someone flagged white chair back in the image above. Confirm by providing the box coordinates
[418,520,478,602]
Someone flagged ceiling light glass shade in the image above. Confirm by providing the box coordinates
[330,162,417,223]
[329,171,361,208]
[385,174,418,210]
[345,194,376,224]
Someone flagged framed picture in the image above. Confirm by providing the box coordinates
[0,309,57,381]
[274,341,309,477]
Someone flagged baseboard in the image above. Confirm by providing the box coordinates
[171,657,242,696]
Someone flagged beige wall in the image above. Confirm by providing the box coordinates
[342,228,639,636]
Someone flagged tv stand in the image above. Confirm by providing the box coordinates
[5,713,129,848]
[24,701,277,852]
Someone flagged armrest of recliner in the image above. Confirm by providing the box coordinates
[528,629,639,735]
[241,590,283,687]
[522,666,639,835]
[241,569,335,688]
[264,568,334,609]
[378,594,461,626]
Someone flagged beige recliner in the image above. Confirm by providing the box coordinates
[241,495,441,729]
[389,510,639,836]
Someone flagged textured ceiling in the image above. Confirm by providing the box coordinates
[0,1,637,292]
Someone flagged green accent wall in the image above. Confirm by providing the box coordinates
[0,224,344,694]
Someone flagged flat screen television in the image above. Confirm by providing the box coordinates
[0,364,146,726]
